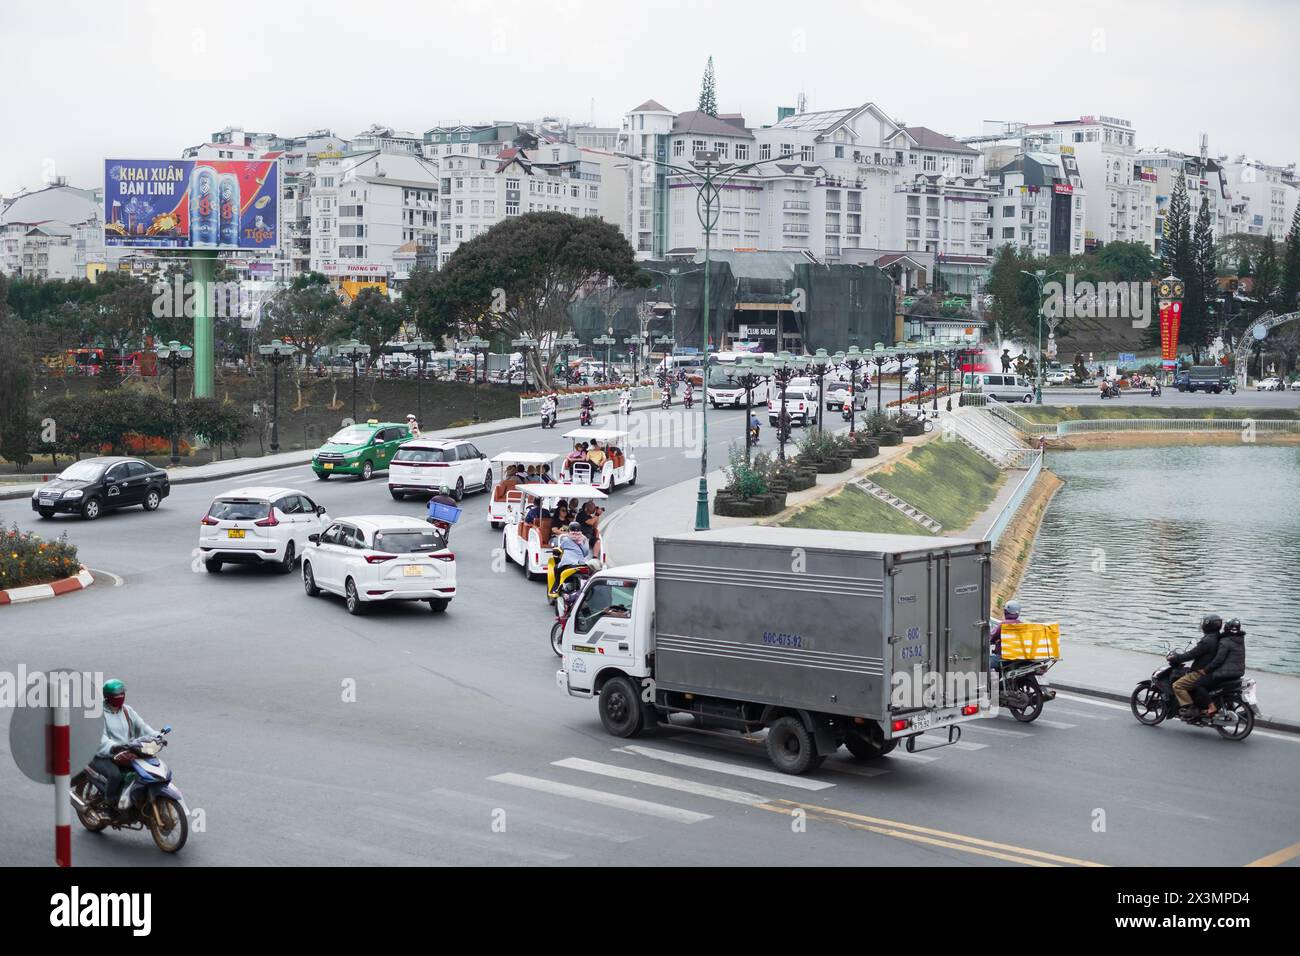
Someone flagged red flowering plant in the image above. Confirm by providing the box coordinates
[0,523,82,589]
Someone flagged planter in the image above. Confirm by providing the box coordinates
[713,493,760,517]
[782,471,816,492]
[760,492,788,515]
[813,457,850,474]
[899,420,925,437]
[879,429,902,447]
[767,479,790,495]
[859,441,880,458]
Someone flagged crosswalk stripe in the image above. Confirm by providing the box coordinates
[1049,708,1111,721]
[489,773,711,823]
[615,744,836,790]
[1027,718,1077,730]
[1053,692,1131,712]
[553,757,766,805]
[890,749,939,763]
[951,740,989,751]
[962,723,1032,738]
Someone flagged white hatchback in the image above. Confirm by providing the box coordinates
[388,439,492,502]
[302,515,457,614]
[199,487,329,574]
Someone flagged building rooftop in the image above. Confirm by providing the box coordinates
[630,99,671,113]
[903,126,978,155]
[672,110,753,137]
[770,107,857,133]
[0,184,99,228]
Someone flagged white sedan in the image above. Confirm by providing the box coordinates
[302,515,456,614]
[1256,377,1284,391]
[199,487,329,574]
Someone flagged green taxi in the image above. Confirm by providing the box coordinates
[312,420,414,481]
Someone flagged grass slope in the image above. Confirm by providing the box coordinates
[1014,404,1300,424]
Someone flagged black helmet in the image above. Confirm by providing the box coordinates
[1201,613,1223,635]
[1224,618,1243,635]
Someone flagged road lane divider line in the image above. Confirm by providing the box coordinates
[488,772,711,823]
[1052,692,1131,712]
[615,744,836,791]
[554,757,767,806]
[962,723,1032,738]
[1244,840,1300,867]
[760,799,1107,867]
[1047,708,1112,721]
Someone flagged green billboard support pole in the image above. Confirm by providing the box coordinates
[192,250,217,398]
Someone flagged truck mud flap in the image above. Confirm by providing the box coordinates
[904,724,962,754]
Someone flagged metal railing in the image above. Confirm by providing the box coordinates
[519,385,654,418]
[1057,417,1300,435]
[986,449,1043,548]
[985,403,1056,435]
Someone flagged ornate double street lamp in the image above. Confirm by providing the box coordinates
[257,338,297,453]
[654,335,675,381]
[403,338,434,425]
[338,339,371,423]
[461,335,490,421]
[728,356,771,464]
[870,343,892,412]
[1020,268,1058,405]
[511,335,539,391]
[155,340,193,466]
[593,330,616,383]
[839,346,866,432]
[623,336,641,379]
[770,351,800,461]
[554,332,580,383]
[807,348,834,436]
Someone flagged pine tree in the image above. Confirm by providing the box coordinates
[1254,237,1280,310]
[1278,204,1300,315]
[697,56,718,117]
[1237,254,1251,278]
[1161,175,1192,281]
[1185,197,1217,358]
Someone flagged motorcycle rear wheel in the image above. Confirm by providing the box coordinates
[1214,697,1254,741]
[1129,680,1167,725]
[1008,675,1045,722]
[148,796,188,853]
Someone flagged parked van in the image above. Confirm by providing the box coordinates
[963,372,1034,402]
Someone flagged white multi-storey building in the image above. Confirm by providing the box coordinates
[988,151,1087,257]
[1221,157,1298,241]
[308,151,440,284]
[1021,115,1146,250]
[0,180,112,280]
[1133,149,1227,255]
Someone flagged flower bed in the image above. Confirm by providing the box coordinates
[0,524,81,589]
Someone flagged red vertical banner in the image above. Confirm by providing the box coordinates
[1159,300,1184,362]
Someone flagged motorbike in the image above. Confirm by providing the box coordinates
[619,398,631,416]
[748,423,761,444]
[996,659,1057,722]
[683,390,694,409]
[1100,382,1121,399]
[540,406,557,429]
[71,727,188,853]
[579,406,594,426]
[545,546,600,616]
[660,392,672,410]
[1149,384,1162,398]
[841,401,854,423]
[1129,643,1259,740]
[551,584,583,657]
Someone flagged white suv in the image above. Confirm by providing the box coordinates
[388,439,492,502]
[302,515,457,614]
[768,387,820,426]
[199,487,329,574]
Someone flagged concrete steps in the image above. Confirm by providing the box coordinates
[850,477,943,533]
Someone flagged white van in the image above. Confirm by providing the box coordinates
[964,372,1034,403]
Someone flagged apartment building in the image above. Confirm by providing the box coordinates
[0,180,111,279]
[988,151,1087,257]
[1221,157,1298,241]
[1133,149,1227,255]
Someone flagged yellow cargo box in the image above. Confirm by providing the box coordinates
[1000,621,1061,660]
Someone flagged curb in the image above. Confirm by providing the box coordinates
[1051,681,1300,736]
[0,401,663,501]
[0,566,95,606]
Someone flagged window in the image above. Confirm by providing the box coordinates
[801,145,814,163]
[714,141,729,158]
[961,158,974,175]
[455,201,463,214]
[574,579,638,634]
[505,178,519,190]
[759,143,771,161]
[834,146,844,159]
[923,155,937,172]
[692,139,706,156]
[505,201,519,216]
[1002,205,1015,218]
[908,153,918,166]
[735,144,749,161]
[484,200,495,215]
[781,144,793,159]
[673,140,684,158]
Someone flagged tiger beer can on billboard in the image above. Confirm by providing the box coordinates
[217,173,241,246]
[189,166,219,246]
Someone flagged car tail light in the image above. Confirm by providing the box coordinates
[254,512,279,527]
[891,719,908,732]
[201,515,219,526]
[431,553,455,562]
[961,704,978,716]
[365,554,396,564]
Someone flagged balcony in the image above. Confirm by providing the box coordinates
[825,201,841,211]
[926,230,940,240]
[782,223,810,234]
[906,228,920,239]
[847,202,862,212]
[783,200,810,211]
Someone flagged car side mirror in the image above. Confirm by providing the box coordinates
[316,505,327,516]
[308,534,320,543]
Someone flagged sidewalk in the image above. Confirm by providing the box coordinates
[0,399,661,501]
[601,430,1300,732]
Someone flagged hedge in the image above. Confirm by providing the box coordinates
[0,523,81,589]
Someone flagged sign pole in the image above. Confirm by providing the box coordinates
[193,249,218,398]
[53,677,71,867]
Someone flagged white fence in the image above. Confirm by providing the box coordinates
[1056,417,1299,435]
[519,386,655,417]
[985,449,1044,548]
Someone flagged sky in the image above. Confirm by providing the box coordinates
[2,0,1297,196]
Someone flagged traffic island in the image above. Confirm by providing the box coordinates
[0,567,95,606]
[0,525,94,605]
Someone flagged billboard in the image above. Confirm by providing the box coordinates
[104,159,279,250]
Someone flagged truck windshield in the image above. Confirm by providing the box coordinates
[574,579,637,633]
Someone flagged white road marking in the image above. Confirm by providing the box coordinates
[553,757,766,805]
[1020,718,1077,730]
[1049,708,1111,721]
[488,772,711,823]
[951,740,989,751]
[890,748,939,763]
[1052,692,1131,712]
[87,568,124,587]
[615,744,835,791]
[1254,729,1300,744]
[962,722,1032,738]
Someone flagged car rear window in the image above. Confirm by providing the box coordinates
[372,529,446,553]
[394,447,452,463]
[208,499,270,521]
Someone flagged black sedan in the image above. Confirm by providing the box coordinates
[31,457,171,521]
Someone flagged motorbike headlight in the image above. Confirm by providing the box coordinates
[62,489,83,499]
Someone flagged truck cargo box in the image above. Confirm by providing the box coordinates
[652,527,990,721]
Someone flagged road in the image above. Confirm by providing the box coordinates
[1,402,1297,867]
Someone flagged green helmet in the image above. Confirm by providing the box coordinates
[102,679,125,705]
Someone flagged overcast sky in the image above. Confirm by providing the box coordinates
[2,0,1297,196]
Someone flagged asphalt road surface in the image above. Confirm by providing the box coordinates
[2,404,1297,867]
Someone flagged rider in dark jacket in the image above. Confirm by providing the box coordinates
[1194,619,1246,716]
[1171,613,1221,716]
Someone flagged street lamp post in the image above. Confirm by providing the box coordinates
[840,346,866,434]
[155,340,193,466]
[339,339,371,423]
[654,335,675,384]
[593,331,616,384]
[622,336,640,381]
[621,148,798,531]
[1020,269,1057,405]
[403,338,434,425]
[770,352,799,460]
[257,338,296,453]
[931,340,941,412]
[462,335,490,421]
[807,349,833,436]
[554,332,580,385]
[728,357,770,465]
[871,343,889,413]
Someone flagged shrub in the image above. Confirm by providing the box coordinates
[184,397,254,460]
[0,523,81,588]
[861,408,890,436]
[795,428,838,462]
[722,441,768,499]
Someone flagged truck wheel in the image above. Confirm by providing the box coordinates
[598,676,644,738]
[844,733,897,760]
[766,716,819,774]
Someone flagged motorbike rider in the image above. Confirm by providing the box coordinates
[683,381,694,406]
[579,393,595,423]
[989,599,1023,671]
[556,521,592,570]
[93,679,158,815]
[1193,617,1246,717]
[426,488,459,541]
[749,412,761,442]
[405,413,421,438]
[1169,613,1223,717]
[619,387,632,415]
[540,392,559,426]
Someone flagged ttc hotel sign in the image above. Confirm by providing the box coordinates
[1157,276,1185,368]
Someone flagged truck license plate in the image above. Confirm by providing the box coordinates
[912,713,933,731]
